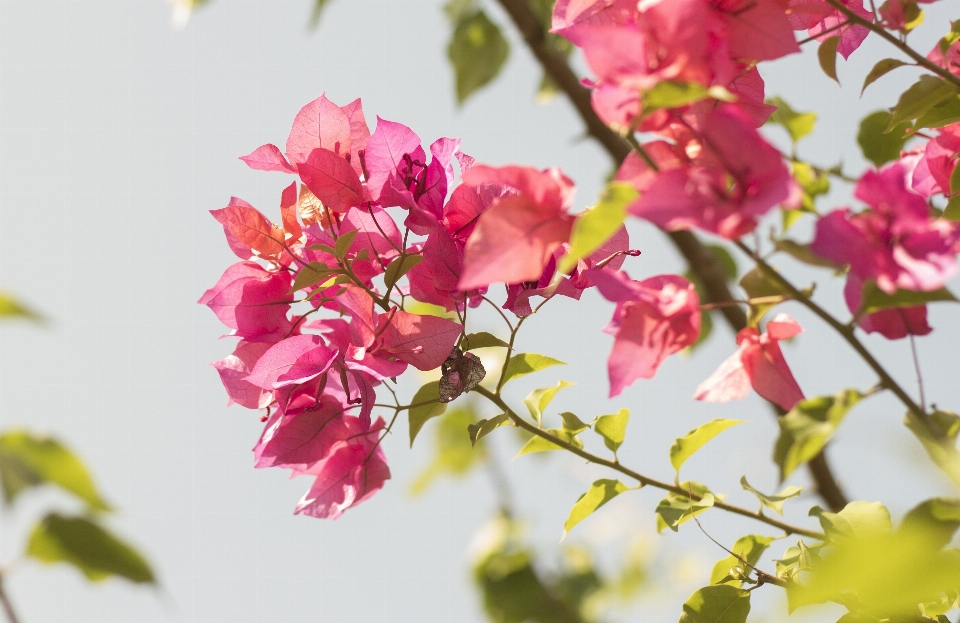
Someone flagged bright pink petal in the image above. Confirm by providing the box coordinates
[765,313,802,340]
[364,117,423,201]
[245,335,336,390]
[286,94,352,165]
[719,0,800,61]
[338,98,371,179]
[298,148,364,214]
[255,396,351,469]
[211,341,273,409]
[379,311,462,371]
[210,205,285,257]
[693,348,751,403]
[741,335,805,411]
[199,262,293,338]
[240,144,296,174]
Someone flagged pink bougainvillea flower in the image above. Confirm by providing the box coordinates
[198,262,293,339]
[811,161,960,295]
[589,269,701,397]
[714,0,800,62]
[210,203,285,258]
[788,0,871,59]
[619,104,798,239]
[254,394,353,471]
[928,37,960,78]
[459,165,576,290]
[550,0,635,45]
[904,123,960,199]
[364,117,425,207]
[843,274,932,340]
[694,313,805,411]
[244,334,338,390]
[240,143,297,174]
[211,340,274,409]
[294,416,391,520]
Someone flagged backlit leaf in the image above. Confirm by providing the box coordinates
[858,111,912,167]
[563,479,629,538]
[408,381,446,447]
[384,254,423,291]
[670,419,745,474]
[560,412,591,434]
[333,230,358,258]
[557,182,635,274]
[467,413,510,446]
[679,585,750,623]
[0,430,110,511]
[901,497,960,549]
[291,263,337,292]
[861,58,908,95]
[462,331,509,350]
[709,534,776,587]
[411,408,483,494]
[523,380,574,426]
[501,353,565,386]
[774,390,862,480]
[595,408,630,455]
[655,481,714,532]
[643,81,711,111]
[817,37,840,84]
[810,501,892,542]
[767,96,817,143]
[887,75,957,130]
[516,428,582,456]
[740,476,801,515]
[905,409,960,487]
[448,10,509,104]
[27,513,154,583]
[858,281,957,314]
[739,267,792,326]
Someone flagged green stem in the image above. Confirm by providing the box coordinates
[472,385,826,540]
[821,0,960,90]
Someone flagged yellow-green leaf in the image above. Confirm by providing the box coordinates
[562,479,629,538]
[709,534,776,587]
[467,413,510,446]
[0,291,42,322]
[655,481,714,533]
[887,75,957,130]
[557,182,635,274]
[739,476,801,515]
[27,513,154,584]
[500,353,565,386]
[408,381,446,447]
[669,419,745,474]
[774,390,862,480]
[516,428,581,457]
[560,412,591,434]
[594,408,630,454]
[861,58,908,95]
[523,380,574,426]
[767,96,817,143]
[462,331,509,350]
[680,585,750,623]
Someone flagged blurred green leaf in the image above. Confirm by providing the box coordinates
[563,479,629,539]
[408,381,446,447]
[501,353,565,386]
[308,0,333,29]
[411,407,483,494]
[913,94,960,130]
[901,497,960,549]
[558,182,635,274]
[767,96,817,142]
[861,58,908,95]
[887,76,957,130]
[679,585,750,623]
[817,37,840,84]
[669,419,744,475]
[710,534,776,588]
[523,380,574,426]
[594,408,630,455]
[857,111,912,167]
[858,281,956,314]
[810,501,892,543]
[27,513,154,584]
[0,430,110,511]
[905,409,960,487]
[0,290,43,322]
[773,239,841,269]
[739,266,792,326]
[774,390,862,480]
[740,476,801,516]
[448,10,509,104]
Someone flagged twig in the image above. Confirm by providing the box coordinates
[0,575,21,623]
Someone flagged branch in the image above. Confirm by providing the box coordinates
[492,0,849,510]
[821,0,960,91]
[473,386,826,540]
[0,575,21,623]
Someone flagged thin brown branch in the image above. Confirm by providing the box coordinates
[493,0,849,510]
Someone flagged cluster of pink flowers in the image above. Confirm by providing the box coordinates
[203,0,960,517]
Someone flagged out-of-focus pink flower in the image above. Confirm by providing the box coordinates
[811,162,960,295]
[904,123,960,199]
[788,0,871,59]
[589,270,701,397]
[618,104,798,239]
[843,274,932,340]
[928,32,960,78]
[694,313,804,411]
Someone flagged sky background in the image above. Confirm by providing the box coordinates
[1,1,959,622]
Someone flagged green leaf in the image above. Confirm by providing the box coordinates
[887,75,957,130]
[707,244,739,280]
[308,0,333,29]
[462,331,509,350]
[0,291,43,322]
[944,196,960,221]
[858,281,957,314]
[516,428,582,457]
[523,380,574,426]
[27,513,154,583]
[594,408,630,455]
[774,390,862,480]
[643,81,711,110]
[738,266,792,326]
[655,481,714,532]
[559,412,591,435]
[817,36,840,84]
[448,10,509,104]
[773,239,841,269]
[810,501,892,542]
[857,110,912,167]
[905,409,960,487]
[951,158,960,195]
[408,381,446,447]
[500,353,565,386]
[861,58,908,95]
[901,497,960,549]
[467,413,510,446]
[290,262,337,292]
[709,535,776,587]
[333,230,358,258]
[669,419,745,474]
[739,476,801,516]
[562,479,629,538]
[679,585,750,623]
[913,94,960,130]
[557,182,635,274]
[0,430,110,511]
[383,254,423,291]
[766,96,817,143]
